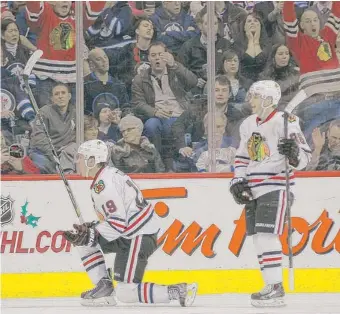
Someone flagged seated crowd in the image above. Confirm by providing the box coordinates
[1,1,340,175]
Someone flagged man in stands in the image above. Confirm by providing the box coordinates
[25,1,105,107]
[178,6,232,94]
[131,42,197,170]
[29,83,76,174]
[106,18,156,97]
[150,1,198,54]
[283,1,340,145]
[307,119,340,170]
[84,48,129,115]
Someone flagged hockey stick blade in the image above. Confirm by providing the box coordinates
[23,49,43,78]
[284,89,309,114]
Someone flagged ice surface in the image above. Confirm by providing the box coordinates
[2,294,340,314]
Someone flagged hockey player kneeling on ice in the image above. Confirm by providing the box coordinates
[229,81,312,308]
[62,139,197,307]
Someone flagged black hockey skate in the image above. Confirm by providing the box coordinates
[251,283,285,307]
[80,277,116,307]
[168,283,198,307]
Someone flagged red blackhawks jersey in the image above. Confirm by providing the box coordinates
[283,1,340,95]
[233,110,312,199]
[26,1,105,83]
[90,166,159,242]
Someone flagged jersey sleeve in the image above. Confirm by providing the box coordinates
[320,2,340,44]
[94,175,127,242]
[283,1,301,63]
[233,120,251,178]
[25,1,49,32]
[83,1,106,29]
[287,115,312,170]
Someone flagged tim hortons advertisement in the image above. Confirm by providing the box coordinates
[1,178,340,273]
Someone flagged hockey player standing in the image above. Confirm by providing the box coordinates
[62,140,197,307]
[229,80,312,307]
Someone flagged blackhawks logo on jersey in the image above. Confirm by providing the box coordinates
[93,180,105,194]
[288,114,297,123]
[317,41,332,62]
[247,132,270,162]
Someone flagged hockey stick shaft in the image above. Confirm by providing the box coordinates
[283,112,294,291]
[23,51,84,224]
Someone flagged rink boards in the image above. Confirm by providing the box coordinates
[1,173,340,298]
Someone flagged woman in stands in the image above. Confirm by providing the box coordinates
[259,44,300,111]
[1,19,32,87]
[219,49,252,105]
[234,12,270,82]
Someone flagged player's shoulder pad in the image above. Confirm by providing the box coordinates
[280,112,300,124]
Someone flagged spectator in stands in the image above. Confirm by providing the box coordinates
[310,1,332,30]
[5,1,37,47]
[178,6,232,94]
[234,12,270,82]
[172,75,247,172]
[218,49,252,104]
[25,1,105,107]
[132,42,197,169]
[259,44,300,110]
[29,83,77,174]
[188,1,205,18]
[106,17,156,97]
[215,1,247,44]
[84,115,99,141]
[110,115,165,173]
[1,47,35,144]
[84,48,129,115]
[150,1,198,54]
[307,120,340,170]
[1,19,32,85]
[129,1,160,17]
[172,112,235,172]
[1,131,40,175]
[94,103,122,144]
[283,1,340,144]
[254,1,286,45]
[195,114,236,173]
[85,1,134,50]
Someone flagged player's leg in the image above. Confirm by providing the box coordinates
[114,234,197,307]
[250,190,293,308]
[77,245,116,306]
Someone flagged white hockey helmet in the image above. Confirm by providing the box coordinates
[77,139,108,169]
[248,80,281,107]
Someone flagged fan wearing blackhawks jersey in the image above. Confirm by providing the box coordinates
[229,80,311,308]
[62,140,197,307]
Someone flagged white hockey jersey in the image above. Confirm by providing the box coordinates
[90,166,159,242]
[234,110,312,199]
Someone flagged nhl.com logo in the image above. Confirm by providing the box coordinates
[1,195,15,226]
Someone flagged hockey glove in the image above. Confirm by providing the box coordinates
[229,177,253,205]
[63,223,99,247]
[278,139,299,167]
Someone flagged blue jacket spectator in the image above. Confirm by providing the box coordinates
[1,67,35,140]
[85,47,130,116]
[150,1,198,54]
[9,2,37,46]
[85,1,134,49]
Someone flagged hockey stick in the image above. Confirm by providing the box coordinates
[23,50,85,224]
[283,88,323,291]
[283,112,294,291]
